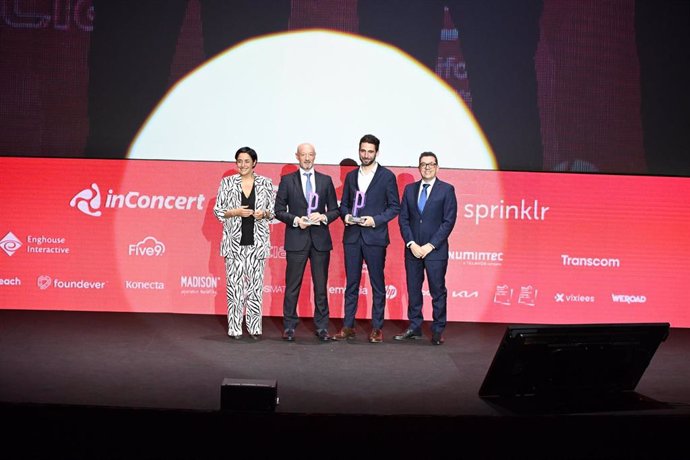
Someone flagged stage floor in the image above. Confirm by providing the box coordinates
[2,309,690,458]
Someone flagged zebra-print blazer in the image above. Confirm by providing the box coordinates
[213,173,275,260]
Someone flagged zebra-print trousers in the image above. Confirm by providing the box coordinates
[225,246,266,336]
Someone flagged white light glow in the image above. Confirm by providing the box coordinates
[129,30,495,169]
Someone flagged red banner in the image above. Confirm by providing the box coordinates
[2,157,689,326]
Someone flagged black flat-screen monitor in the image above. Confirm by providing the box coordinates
[479,323,670,401]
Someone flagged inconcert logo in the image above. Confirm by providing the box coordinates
[70,183,102,217]
[70,183,206,217]
[0,232,22,256]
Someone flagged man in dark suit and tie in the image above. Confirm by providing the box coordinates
[275,142,340,342]
[395,151,458,345]
[333,134,400,343]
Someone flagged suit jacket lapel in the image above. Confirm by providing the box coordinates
[366,165,384,192]
[413,180,422,215]
[293,170,306,204]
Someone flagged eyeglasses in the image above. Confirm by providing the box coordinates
[419,162,437,169]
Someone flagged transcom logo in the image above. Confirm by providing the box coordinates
[0,232,23,256]
[70,183,206,217]
[561,254,620,268]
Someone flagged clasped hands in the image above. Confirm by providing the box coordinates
[409,242,434,259]
[297,212,326,229]
[344,214,375,227]
[228,206,269,219]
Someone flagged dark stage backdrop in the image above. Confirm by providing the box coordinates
[1,0,689,175]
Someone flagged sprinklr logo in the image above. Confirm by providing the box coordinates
[0,232,23,256]
[70,184,206,217]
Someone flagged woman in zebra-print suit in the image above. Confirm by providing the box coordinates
[214,147,275,339]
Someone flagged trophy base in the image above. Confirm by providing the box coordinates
[302,217,321,226]
[350,216,365,224]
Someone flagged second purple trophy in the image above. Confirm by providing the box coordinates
[351,190,366,224]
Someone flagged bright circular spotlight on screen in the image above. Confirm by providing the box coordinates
[129,30,495,169]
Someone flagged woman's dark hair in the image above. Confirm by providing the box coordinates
[235,146,258,163]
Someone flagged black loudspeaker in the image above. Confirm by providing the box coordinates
[220,378,279,412]
[478,323,670,412]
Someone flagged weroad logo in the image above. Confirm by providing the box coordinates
[0,232,22,256]
[71,183,205,217]
[611,294,647,304]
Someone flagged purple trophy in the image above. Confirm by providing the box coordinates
[351,191,366,224]
[306,191,320,225]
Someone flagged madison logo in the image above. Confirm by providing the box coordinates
[0,232,22,256]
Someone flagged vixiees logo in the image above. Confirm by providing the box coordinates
[554,293,595,303]
[70,183,206,217]
[0,231,22,256]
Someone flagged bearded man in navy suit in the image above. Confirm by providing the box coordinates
[395,151,458,345]
[333,134,400,343]
[275,142,340,342]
